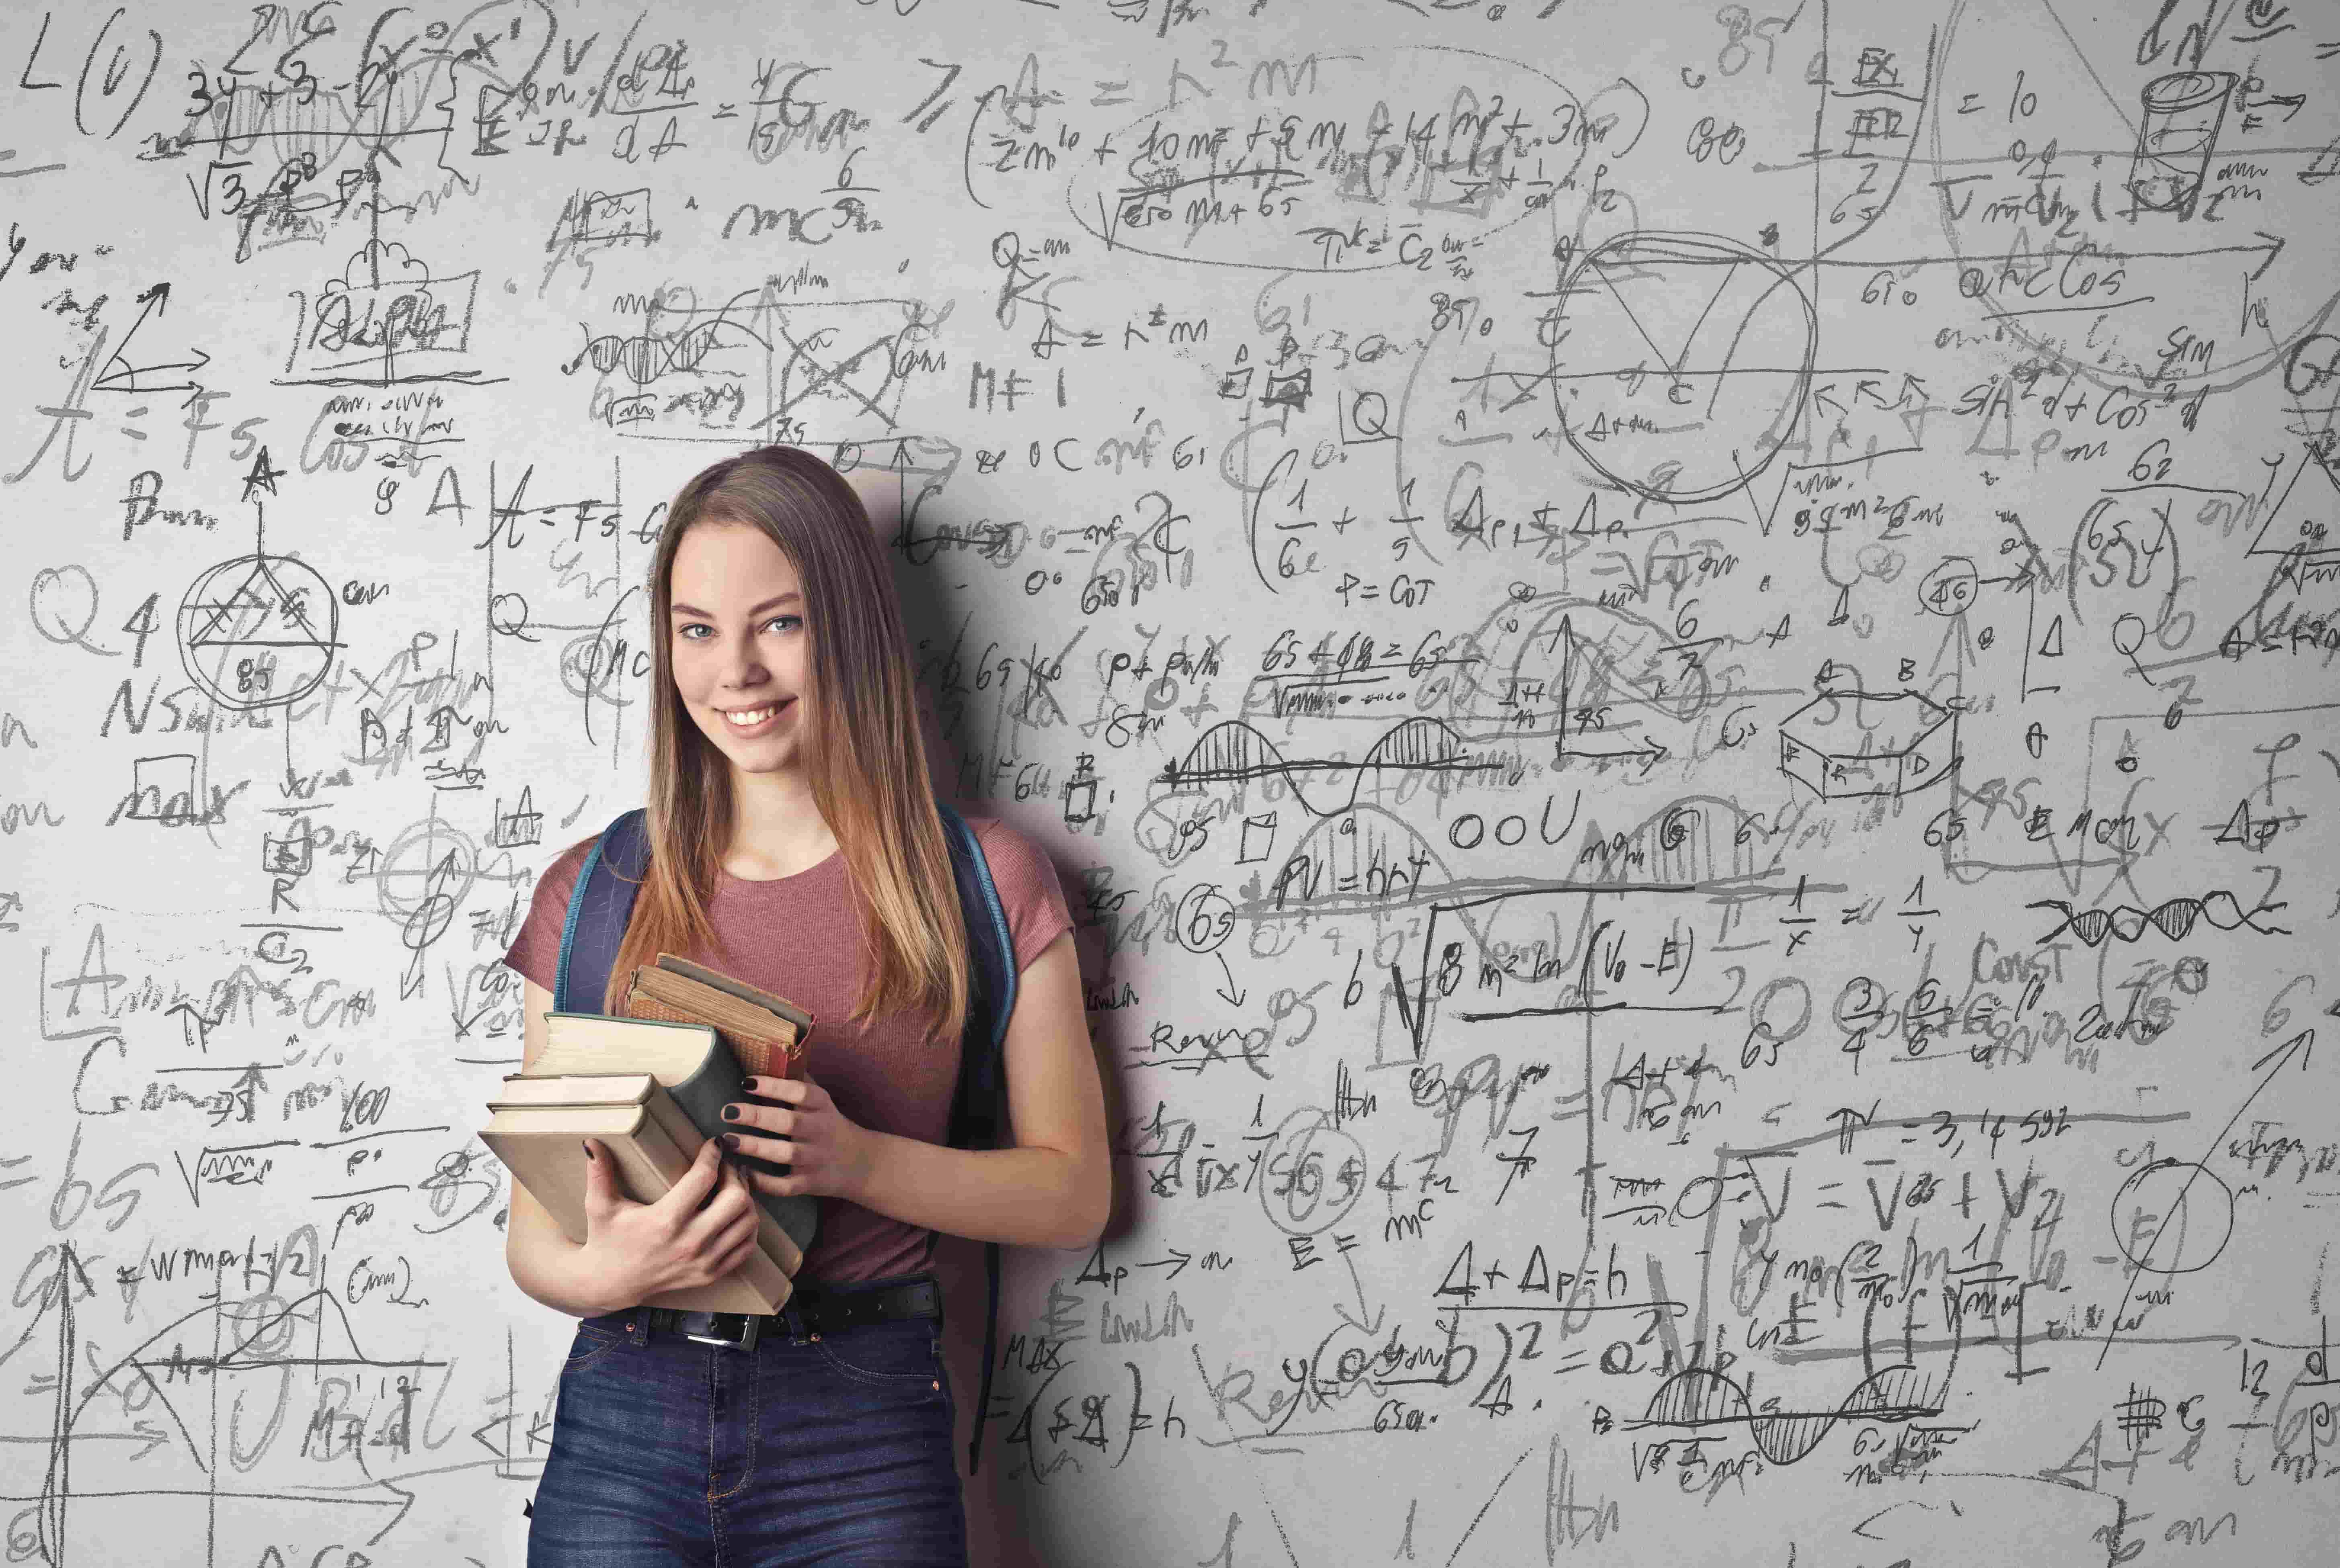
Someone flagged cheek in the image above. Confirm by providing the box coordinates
[671,655,715,708]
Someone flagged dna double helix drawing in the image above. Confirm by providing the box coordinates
[2025,891,2289,946]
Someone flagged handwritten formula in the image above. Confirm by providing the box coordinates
[2,1,2334,1564]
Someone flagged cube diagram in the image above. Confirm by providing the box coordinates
[1778,690,1958,799]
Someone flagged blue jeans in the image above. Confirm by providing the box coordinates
[528,1274,969,1567]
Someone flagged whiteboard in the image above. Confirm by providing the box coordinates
[4,0,2335,1563]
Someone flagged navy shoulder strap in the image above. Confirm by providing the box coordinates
[935,800,1019,1145]
[552,801,1022,1476]
[932,800,1018,1475]
[553,808,651,1014]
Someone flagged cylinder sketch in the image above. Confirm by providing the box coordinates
[2127,70,2237,220]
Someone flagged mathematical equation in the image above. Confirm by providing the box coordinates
[2,0,2335,1564]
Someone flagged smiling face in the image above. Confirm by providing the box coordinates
[667,521,813,778]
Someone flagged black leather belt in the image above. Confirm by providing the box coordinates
[638,1277,941,1352]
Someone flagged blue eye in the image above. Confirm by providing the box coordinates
[676,616,801,639]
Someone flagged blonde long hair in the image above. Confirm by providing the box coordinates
[597,444,970,1047]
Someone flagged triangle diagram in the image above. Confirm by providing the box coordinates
[2246,452,2339,563]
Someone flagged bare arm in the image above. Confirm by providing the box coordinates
[806,931,1111,1251]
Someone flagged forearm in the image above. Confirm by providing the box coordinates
[851,1132,1102,1252]
[507,1200,632,1318]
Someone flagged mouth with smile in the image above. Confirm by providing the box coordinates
[713,698,795,737]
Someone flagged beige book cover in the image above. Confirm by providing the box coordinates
[489,1070,806,1277]
[528,1010,820,1258]
[480,1099,796,1313]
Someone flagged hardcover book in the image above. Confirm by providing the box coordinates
[526,956,821,1255]
[479,1091,796,1313]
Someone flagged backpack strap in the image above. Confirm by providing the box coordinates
[937,801,1019,1143]
[554,808,653,1015]
[934,800,1019,1476]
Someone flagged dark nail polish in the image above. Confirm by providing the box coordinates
[721,1133,741,1151]
[581,1141,595,1161]
[722,1104,741,1121]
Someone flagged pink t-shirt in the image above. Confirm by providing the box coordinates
[499,809,1075,1285]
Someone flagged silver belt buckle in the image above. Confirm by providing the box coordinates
[684,1311,762,1351]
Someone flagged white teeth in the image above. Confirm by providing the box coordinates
[724,704,780,725]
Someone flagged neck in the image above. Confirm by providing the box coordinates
[722,763,837,878]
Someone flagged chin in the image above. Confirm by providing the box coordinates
[696,722,798,772]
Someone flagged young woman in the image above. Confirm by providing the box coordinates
[499,444,1110,1566]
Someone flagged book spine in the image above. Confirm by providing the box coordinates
[653,952,815,1033]
[664,1037,821,1257]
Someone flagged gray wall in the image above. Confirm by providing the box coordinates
[3,0,2333,1562]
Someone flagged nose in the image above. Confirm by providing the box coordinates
[722,674,770,699]
[718,636,770,693]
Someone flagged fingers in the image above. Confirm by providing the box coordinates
[680,1154,758,1248]
[686,1171,764,1283]
[716,1187,763,1262]
[657,1135,727,1217]
[579,1139,612,1211]
[721,1173,765,1255]
[717,1215,764,1277]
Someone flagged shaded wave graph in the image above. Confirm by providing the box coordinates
[1156,716,1510,817]
[1633,1359,1948,1467]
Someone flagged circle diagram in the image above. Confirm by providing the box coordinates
[177,554,340,711]
[2112,1158,2233,1276]
[1550,232,1817,504]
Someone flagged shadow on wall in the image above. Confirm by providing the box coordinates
[858,458,1137,1568]
[847,454,962,805]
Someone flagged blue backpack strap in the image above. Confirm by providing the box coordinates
[935,800,1018,1476]
[938,800,1018,1142]
[554,809,652,1015]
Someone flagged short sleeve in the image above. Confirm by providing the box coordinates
[500,835,600,995]
[967,815,1075,973]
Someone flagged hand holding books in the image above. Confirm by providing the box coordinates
[480,953,818,1316]
[576,1133,766,1311]
[711,1071,883,1205]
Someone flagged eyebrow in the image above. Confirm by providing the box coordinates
[670,592,802,617]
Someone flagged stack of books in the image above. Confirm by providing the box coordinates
[480,954,818,1314]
